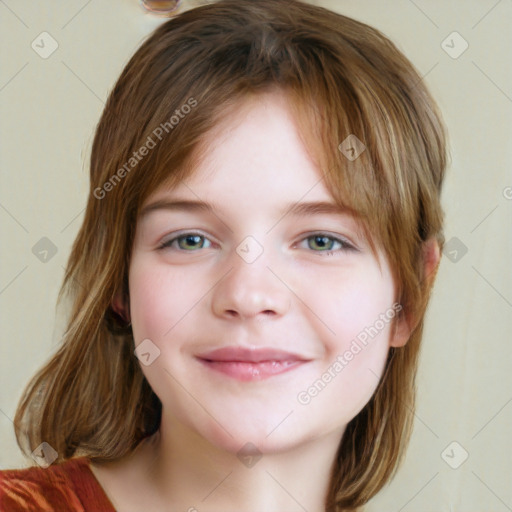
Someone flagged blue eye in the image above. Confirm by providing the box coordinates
[303,233,355,252]
[159,233,212,251]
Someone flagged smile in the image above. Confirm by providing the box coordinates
[196,347,311,381]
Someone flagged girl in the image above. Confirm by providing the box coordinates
[0,0,447,510]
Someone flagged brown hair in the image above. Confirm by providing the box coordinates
[13,1,448,509]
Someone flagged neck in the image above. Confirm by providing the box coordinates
[144,411,343,512]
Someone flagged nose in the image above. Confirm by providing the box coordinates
[210,246,291,321]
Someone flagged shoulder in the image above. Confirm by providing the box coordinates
[0,456,115,511]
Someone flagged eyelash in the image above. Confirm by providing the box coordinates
[157,231,356,253]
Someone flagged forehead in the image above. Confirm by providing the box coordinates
[143,90,333,207]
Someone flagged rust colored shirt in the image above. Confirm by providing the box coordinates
[0,456,116,511]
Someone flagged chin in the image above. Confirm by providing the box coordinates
[191,411,321,458]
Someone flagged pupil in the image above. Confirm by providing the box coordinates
[316,236,328,248]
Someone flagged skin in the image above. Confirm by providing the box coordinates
[91,91,438,511]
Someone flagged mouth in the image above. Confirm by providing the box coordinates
[196,347,311,382]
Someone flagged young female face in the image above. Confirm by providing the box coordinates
[127,91,410,455]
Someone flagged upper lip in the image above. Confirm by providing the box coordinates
[197,347,309,363]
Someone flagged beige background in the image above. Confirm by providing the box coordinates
[1,1,511,510]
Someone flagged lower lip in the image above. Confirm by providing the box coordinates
[198,359,306,381]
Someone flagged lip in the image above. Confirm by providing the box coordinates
[196,347,310,381]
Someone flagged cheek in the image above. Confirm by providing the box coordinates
[293,260,396,419]
[128,259,203,340]
[301,259,397,353]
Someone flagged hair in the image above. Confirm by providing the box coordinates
[13,0,448,510]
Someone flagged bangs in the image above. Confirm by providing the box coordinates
[109,15,432,246]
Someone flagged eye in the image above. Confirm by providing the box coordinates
[299,233,356,253]
[158,232,212,251]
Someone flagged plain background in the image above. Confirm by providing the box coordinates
[1,1,511,510]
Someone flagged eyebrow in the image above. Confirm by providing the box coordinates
[140,198,355,218]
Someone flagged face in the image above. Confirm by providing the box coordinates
[127,91,408,455]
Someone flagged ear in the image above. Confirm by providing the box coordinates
[389,238,441,348]
[112,289,131,324]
